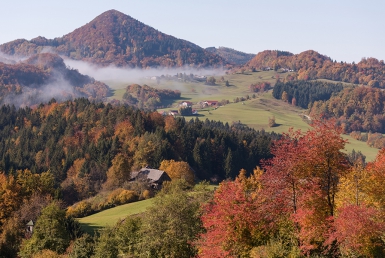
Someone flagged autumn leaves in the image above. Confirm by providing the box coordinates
[198,120,385,257]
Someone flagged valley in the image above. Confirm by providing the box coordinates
[106,70,379,161]
[0,6,384,257]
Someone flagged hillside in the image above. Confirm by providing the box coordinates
[0,53,109,106]
[310,86,385,133]
[245,50,385,88]
[205,46,255,65]
[0,10,226,68]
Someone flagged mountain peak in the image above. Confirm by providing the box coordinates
[99,9,129,17]
[0,10,225,68]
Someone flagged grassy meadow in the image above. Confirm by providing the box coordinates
[78,199,154,234]
[104,70,379,161]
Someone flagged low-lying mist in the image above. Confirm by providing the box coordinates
[1,74,79,108]
[63,58,226,90]
[0,51,25,64]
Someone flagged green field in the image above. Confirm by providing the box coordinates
[78,199,154,234]
[103,70,379,161]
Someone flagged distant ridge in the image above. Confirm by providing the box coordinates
[205,46,255,65]
[0,10,226,68]
[245,50,385,88]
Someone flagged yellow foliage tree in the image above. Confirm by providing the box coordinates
[16,169,55,196]
[159,160,195,185]
[0,173,22,227]
[335,165,370,209]
[104,154,132,190]
[361,149,385,210]
[114,120,134,144]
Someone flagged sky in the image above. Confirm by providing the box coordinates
[0,0,384,63]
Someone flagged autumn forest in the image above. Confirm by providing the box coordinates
[1,8,385,258]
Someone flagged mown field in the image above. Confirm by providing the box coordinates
[78,199,154,234]
[104,70,379,161]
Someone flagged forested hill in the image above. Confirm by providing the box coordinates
[0,98,276,204]
[272,80,344,109]
[246,50,385,88]
[0,53,109,107]
[309,86,385,134]
[205,46,255,65]
[0,10,226,68]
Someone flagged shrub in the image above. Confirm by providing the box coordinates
[268,116,277,127]
[66,201,92,218]
[107,188,138,205]
[107,188,125,204]
[142,190,153,199]
[117,190,138,205]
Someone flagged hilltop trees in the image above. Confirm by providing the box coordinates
[246,50,385,88]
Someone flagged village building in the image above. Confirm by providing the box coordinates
[168,110,179,116]
[204,100,218,107]
[180,101,193,107]
[26,220,34,233]
[193,75,207,82]
[158,110,168,116]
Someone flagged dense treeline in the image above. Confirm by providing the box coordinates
[273,80,343,108]
[10,121,385,258]
[309,86,385,133]
[0,10,226,68]
[0,98,276,205]
[122,84,181,109]
[0,53,109,107]
[246,50,385,88]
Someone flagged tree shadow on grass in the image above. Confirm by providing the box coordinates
[79,223,104,235]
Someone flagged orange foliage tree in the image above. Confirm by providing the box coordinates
[159,160,195,185]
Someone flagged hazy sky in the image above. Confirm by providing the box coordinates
[1,0,384,63]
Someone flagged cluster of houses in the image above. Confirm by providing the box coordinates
[148,73,208,83]
[158,100,220,116]
[260,66,294,72]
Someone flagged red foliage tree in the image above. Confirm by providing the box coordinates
[326,204,385,257]
[196,170,263,257]
[261,119,350,254]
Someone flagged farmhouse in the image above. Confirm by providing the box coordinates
[193,75,207,82]
[168,110,179,116]
[131,167,171,189]
[204,100,218,106]
[180,101,193,107]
